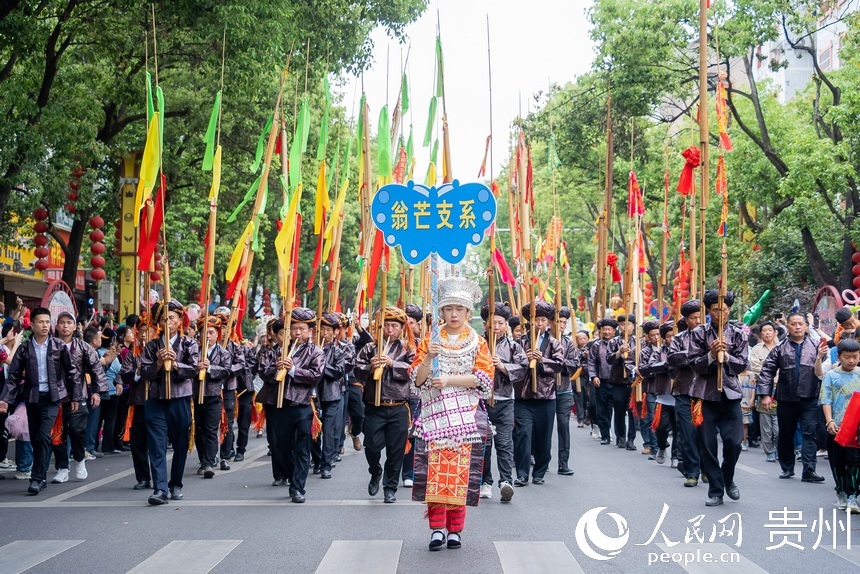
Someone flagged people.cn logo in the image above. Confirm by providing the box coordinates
[574,507,630,561]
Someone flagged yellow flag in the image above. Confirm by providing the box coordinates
[314,161,330,234]
[322,178,349,261]
[208,145,222,203]
[274,182,304,291]
[424,162,437,187]
[134,113,161,225]
[225,221,254,282]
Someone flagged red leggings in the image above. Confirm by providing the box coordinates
[427,503,466,532]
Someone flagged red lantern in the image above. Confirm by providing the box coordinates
[114,229,121,240]
[154,253,162,262]
[68,180,80,191]
[90,256,105,269]
[644,288,653,297]
[150,272,161,282]
[89,216,104,229]
[853,252,860,264]
[113,239,121,251]
[90,242,105,255]
[89,230,105,242]
[90,268,106,281]
[33,208,48,221]
[114,219,121,229]
[67,191,79,202]
[154,261,163,271]
[64,203,77,214]
[34,221,48,234]
[33,234,49,247]
[853,276,860,289]
[34,259,50,271]
[34,246,50,259]
[645,282,653,289]
[72,166,85,179]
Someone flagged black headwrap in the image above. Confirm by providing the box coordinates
[597,318,619,330]
[703,289,735,309]
[481,302,512,321]
[291,307,316,324]
[558,306,571,320]
[659,321,675,338]
[404,303,424,322]
[641,320,660,334]
[680,299,701,318]
[521,301,556,321]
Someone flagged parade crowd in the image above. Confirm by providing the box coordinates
[2,288,860,550]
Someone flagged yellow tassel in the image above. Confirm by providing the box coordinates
[651,403,662,432]
[188,397,196,454]
[692,399,704,427]
[122,405,135,442]
[310,399,322,440]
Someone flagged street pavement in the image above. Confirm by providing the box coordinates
[1,424,858,574]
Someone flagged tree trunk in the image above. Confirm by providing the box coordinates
[62,210,89,289]
[840,216,855,291]
[800,226,839,288]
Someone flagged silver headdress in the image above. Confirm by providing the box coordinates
[437,276,482,310]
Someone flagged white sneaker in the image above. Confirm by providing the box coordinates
[72,460,87,481]
[403,478,413,487]
[847,495,860,515]
[837,492,848,510]
[480,483,493,499]
[499,481,514,502]
[15,470,31,480]
[84,451,97,461]
[52,468,70,483]
[0,458,16,470]
[591,427,600,440]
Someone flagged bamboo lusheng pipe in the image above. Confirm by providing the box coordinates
[374,267,389,387]
[528,278,537,393]
[717,243,728,393]
[698,0,710,300]
[553,273,563,393]
[275,303,295,409]
[487,238,497,407]
[374,338,391,407]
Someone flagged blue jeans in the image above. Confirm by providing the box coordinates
[16,440,33,473]
[86,402,102,452]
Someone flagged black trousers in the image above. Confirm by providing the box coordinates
[99,394,119,452]
[363,403,409,492]
[0,411,8,461]
[130,404,151,483]
[610,383,635,443]
[401,397,420,481]
[145,397,191,493]
[220,390,236,460]
[346,384,365,437]
[114,389,131,447]
[586,381,598,427]
[52,401,88,469]
[235,390,254,454]
[595,381,613,440]
[311,398,343,471]
[573,380,589,423]
[514,399,555,480]
[674,394,701,479]
[655,403,677,459]
[697,396,743,499]
[266,403,312,494]
[777,397,820,475]
[194,395,222,467]
[556,392,574,468]
[483,399,515,486]
[27,394,60,483]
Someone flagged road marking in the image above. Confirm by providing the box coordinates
[494,541,585,574]
[825,545,860,567]
[0,498,423,509]
[735,463,767,476]
[126,540,241,574]
[314,540,401,574]
[0,540,84,574]
[655,543,768,573]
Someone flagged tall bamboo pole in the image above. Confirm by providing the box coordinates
[699,0,710,297]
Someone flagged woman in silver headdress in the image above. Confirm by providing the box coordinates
[409,276,494,551]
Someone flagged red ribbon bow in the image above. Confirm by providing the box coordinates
[607,252,622,283]
[677,146,701,196]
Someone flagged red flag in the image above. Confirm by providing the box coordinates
[307,208,326,291]
[716,74,733,151]
[137,174,166,271]
[198,224,214,307]
[226,263,246,300]
[627,171,644,218]
[477,135,491,178]
[291,213,302,297]
[366,229,385,301]
[492,248,516,286]
[677,146,700,196]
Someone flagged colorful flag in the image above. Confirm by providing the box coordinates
[628,170,644,218]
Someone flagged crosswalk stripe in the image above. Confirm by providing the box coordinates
[314,540,401,574]
[655,543,768,573]
[125,540,242,574]
[825,546,860,567]
[735,463,767,476]
[494,541,585,574]
[0,540,84,574]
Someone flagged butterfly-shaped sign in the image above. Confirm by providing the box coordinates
[371,180,496,265]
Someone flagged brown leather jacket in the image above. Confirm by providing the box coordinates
[256,341,325,406]
[140,335,200,400]
[0,336,77,404]
[193,343,232,398]
[515,331,564,400]
[354,339,415,403]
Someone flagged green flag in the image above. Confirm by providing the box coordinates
[202,91,221,172]
[250,115,273,174]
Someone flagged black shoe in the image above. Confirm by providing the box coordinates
[532,477,545,485]
[27,480,46,495]
[802,471,825,483]
[626,440,636,451]
[313,466,321,475]
[266,449,271,456]
[368,475,381,496]
[272,478,287,487]
[727,483,740,500]
[384,489,396,503]
[291,493,305,503]
[203,466,215,479]
[321,469,332,479]
[220,460,230,471]
[121,445,132,452]
[335,454,342,462]
[513,478,528,487]
[170,487,183,500]
[600,438,610,445]
[447,533,462,549]
[705,496,724,507]
[701,473,709,483]
[558,467,575,476]
[616,439,624,448]
[233,453,245,462]
[677,461,686,475]
[133,480,152,491]
[148,490,168,505]
[779,470,795,479]
[429,530,446,551]
[748,439,760,448]
[197,465,205,476]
